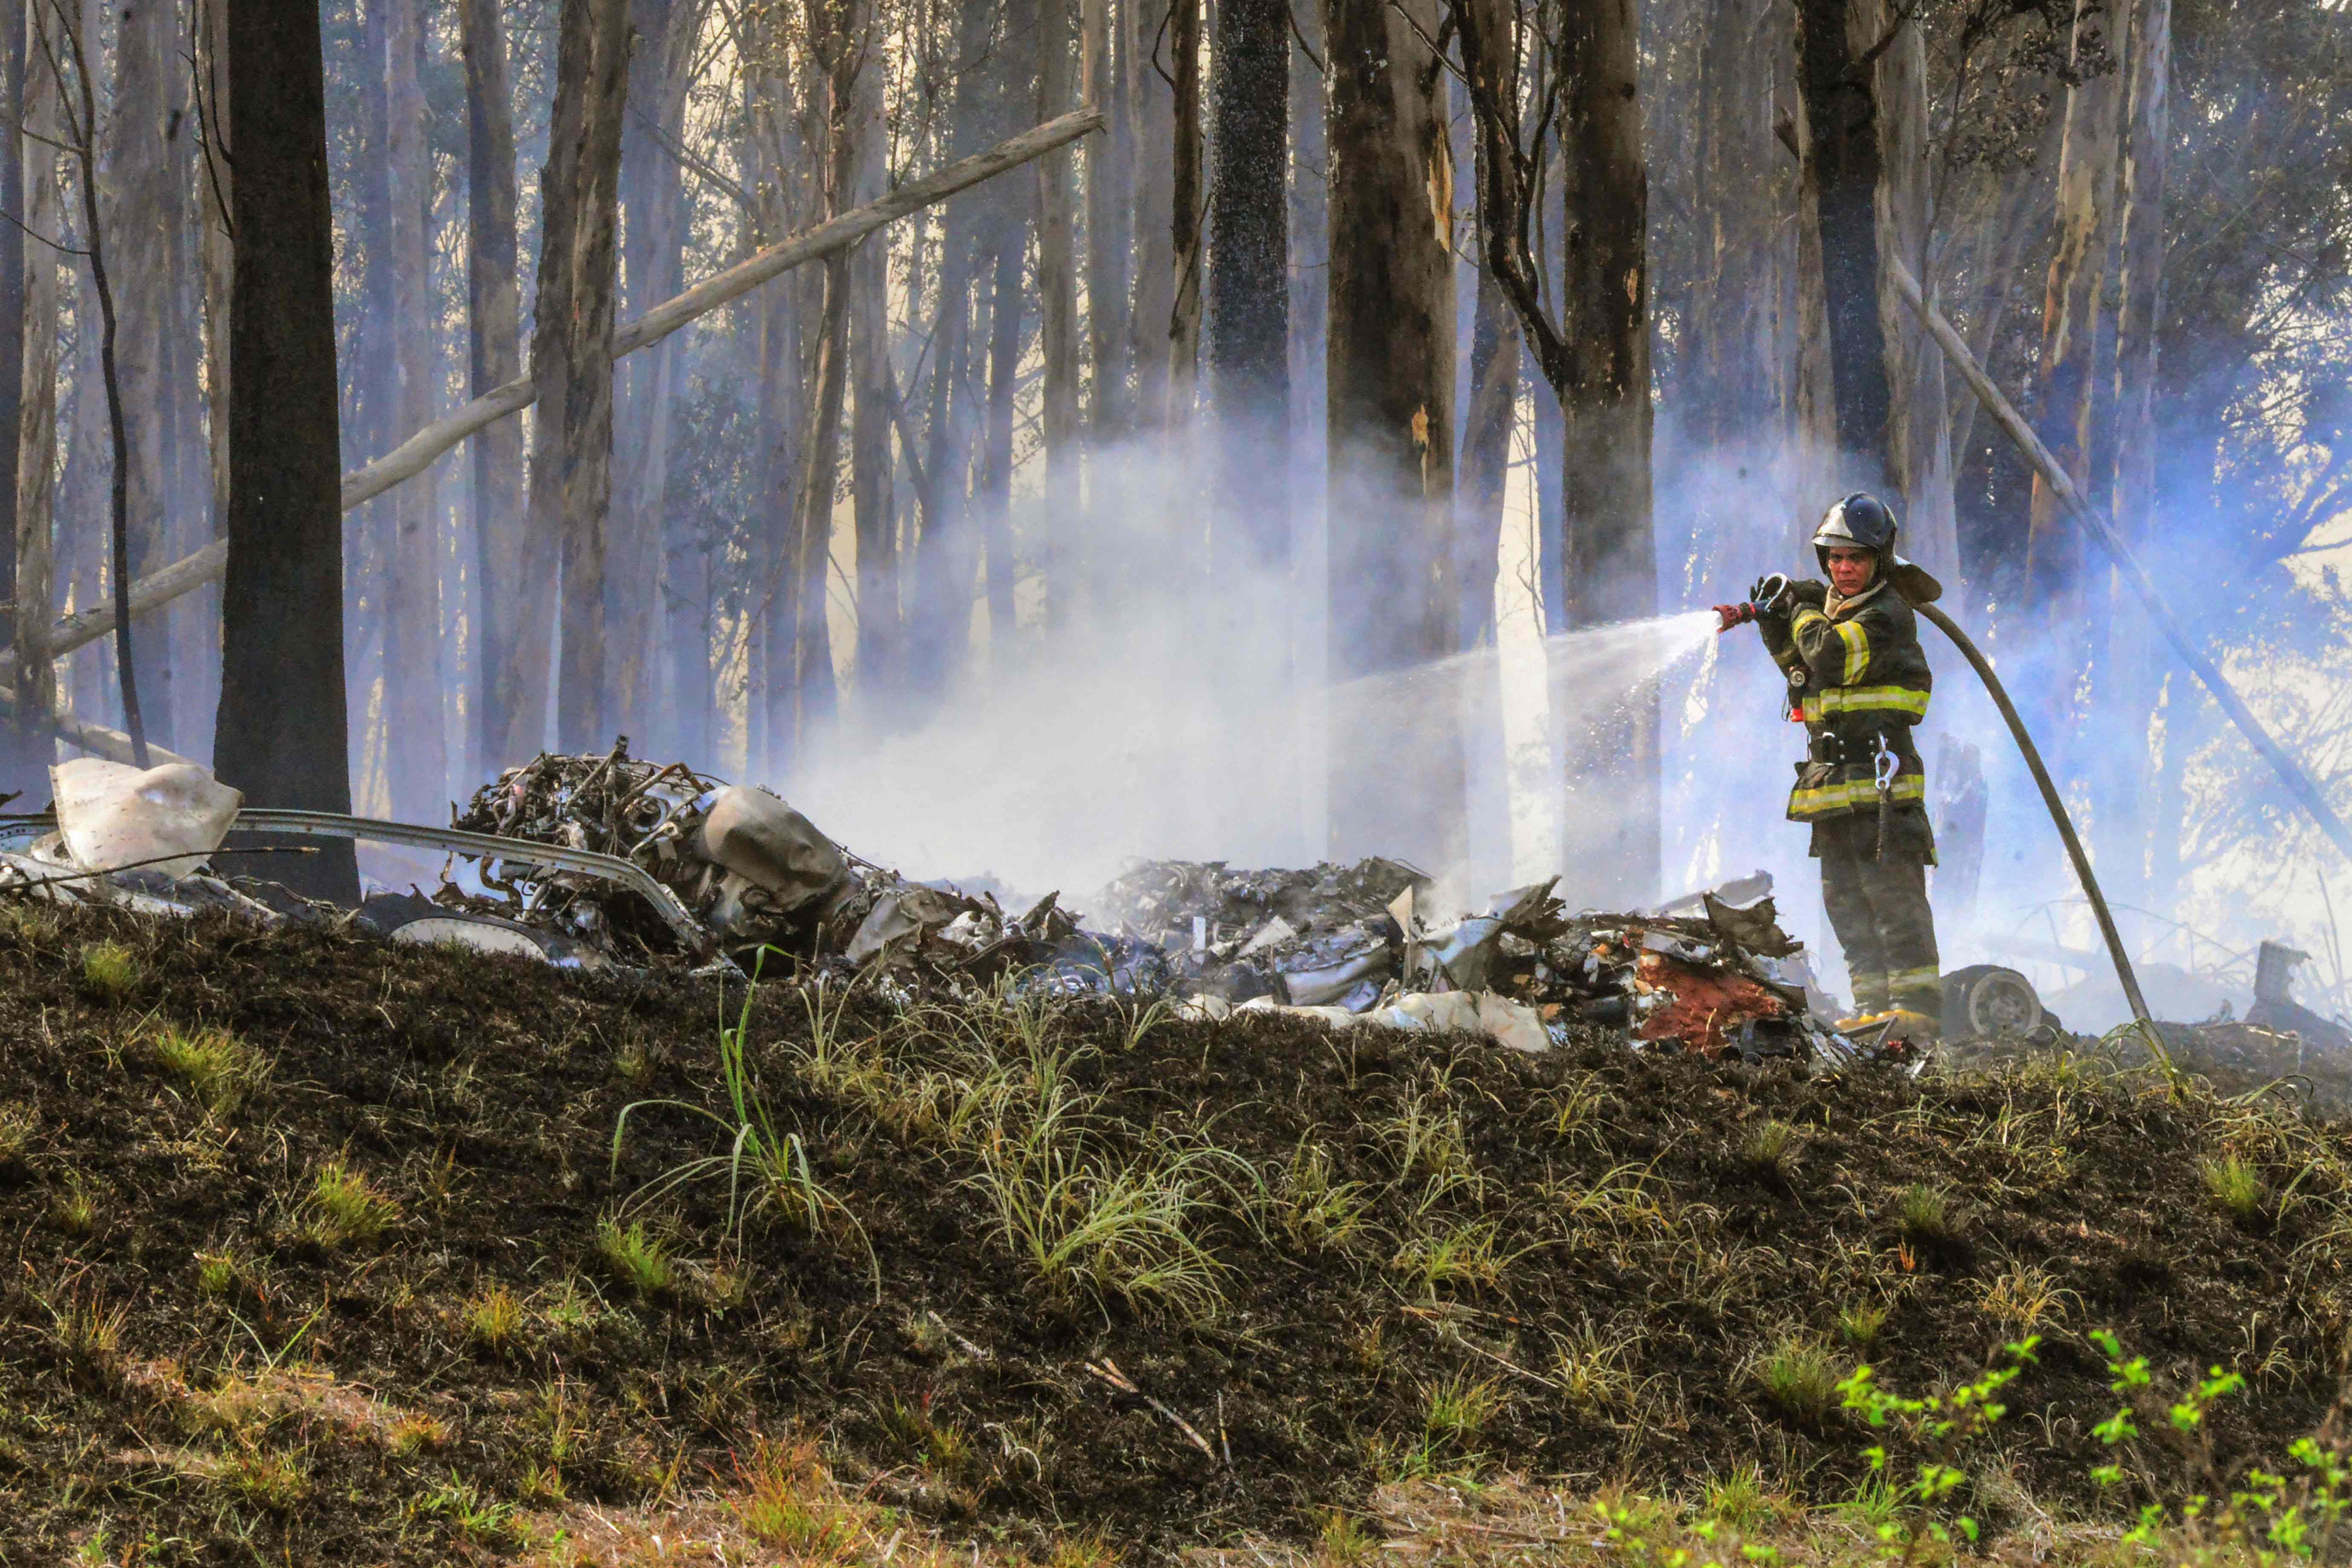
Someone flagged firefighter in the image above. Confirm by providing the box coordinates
[1714,493,1942,1037]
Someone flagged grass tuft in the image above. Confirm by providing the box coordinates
[463,1285,524,1351]
[1421,1372,1504,1446]
[0,1102,35,1176]
[78,940,138,1000]
[2202,1155,2269,1224]
[305,1158,397,1248]
[50,1178,96,1237]
[1755,1335,1840,1427]
[1740,1119,1798,1172]
[1894,1182,1953,1243]
[151,1023,268,1118]
[195,1249,246,1300]
[1838,1299,1890,1351]
[595,1215,676,1299]
[222,1447,310,1512]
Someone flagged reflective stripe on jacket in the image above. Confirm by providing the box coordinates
[1757,579,1934,825]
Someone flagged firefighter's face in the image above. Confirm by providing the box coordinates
[1825,545,1876,595]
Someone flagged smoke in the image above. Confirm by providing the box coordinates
[778,433,1718,911]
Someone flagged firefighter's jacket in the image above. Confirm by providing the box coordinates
[1755,577,1933,827]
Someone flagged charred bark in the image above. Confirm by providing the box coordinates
[464,0,527,771]
[4,0,52,797]
[1791,0,1891,486]
[2025,0,2122,611]
[1206,0,1290,573]
[848,0,898,706]
[1036,0,1080,627]
[1323,0,1460,872]
[213,0,358,902]
[383,0,446,820]
[1166,0,1203,424]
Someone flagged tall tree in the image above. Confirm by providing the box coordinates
[1125,0,1175,428]
[111,0,178,748]
[1165,0,1203,425]
[1035,0,1080,628]
[464,0,527,771]
[383,0,445,819]
[2100,0,2170,909]
[4,0,53,798]
[1084,0,1130,448]
[1205,0,1290,574]
[215,0,359,903]
[1323,0,1460,872]
[1790,0,1892,489]
[1870,3,1956,582]
[848,0,898,705]
[541,0,631,753]
[0,0,20,793]
[2024,0,2122,612]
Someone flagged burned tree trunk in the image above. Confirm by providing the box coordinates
[464,0,526,772]
[1084,0,1130,445]
[848,2,898,706]
[1557,0,1657,904]
[214,0,359,903]
[1206,0,1290,574]
[2024,0,2122,612]
[383,0,446,820]
[1126,0,1175,428]
[111,0,177,748]
[979,229,1024,646]
[1035,0,1080,628]
[0,0,20,792]
[5,0,53,797]
[551,0,631,753]
[2100,0,2168,909]
[1791,0,1891,488]
[1323,0,1460,872]
[1165,0,1203,426]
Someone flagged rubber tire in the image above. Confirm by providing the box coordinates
[1941,963,2044,1039]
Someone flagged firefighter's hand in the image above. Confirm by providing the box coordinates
[1714,602,1756,633]
[1747,574,1793,617]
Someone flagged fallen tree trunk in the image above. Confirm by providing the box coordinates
[1888,254,2352,869]
[34,106,1105,667]
[0,680,195,768]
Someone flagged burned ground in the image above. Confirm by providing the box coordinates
[3,901,2351,1563]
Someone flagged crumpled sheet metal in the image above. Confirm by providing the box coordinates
[1178,988,1551,1054]
[1127,859,1850,1063]
[51,758,242,878]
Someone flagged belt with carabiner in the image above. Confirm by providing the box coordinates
[1871,737,1900,863]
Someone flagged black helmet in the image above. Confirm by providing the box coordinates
[1813,492,1898,575]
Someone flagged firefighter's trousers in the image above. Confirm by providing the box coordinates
[1813,814,1940,1015]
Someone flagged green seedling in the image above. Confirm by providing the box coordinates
[152,1023,267,1118]
[79,940,138,1000]
[1756,1335,1840,1427]
[306,1159,396,1247]
[2202,1155,2268,1225]
[594,1215,676,1299]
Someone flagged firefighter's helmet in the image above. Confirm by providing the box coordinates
[1813,492,1899,575]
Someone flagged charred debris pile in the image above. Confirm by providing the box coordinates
[3,743,1866,1066]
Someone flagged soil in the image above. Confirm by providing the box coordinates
[5,900,2351,1564]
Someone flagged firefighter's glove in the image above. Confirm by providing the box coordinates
[1747,574,1794,619]
[1714,602,1756,633]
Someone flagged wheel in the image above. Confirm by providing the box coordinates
[1942,964,2044,1039]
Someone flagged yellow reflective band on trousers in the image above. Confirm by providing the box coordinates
[1807,685,1930,719]
[1786,772,1927,819]
[1834,620,1870,684]
[1887,965,1942,996]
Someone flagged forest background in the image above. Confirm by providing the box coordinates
[0,0,2343,1025]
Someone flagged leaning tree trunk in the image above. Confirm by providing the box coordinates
[383,0,446,819]
[1792,0,1891,493]
[2024,0,2123,615]
[1323,0,1461,875]
[1206,0,1290,575]
[6,0,54,797]
[463,0,527,771]
[1557,0,1657,905]
[214,0,358,903]
[2100,0,2168,912]
[551,0,631,753]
